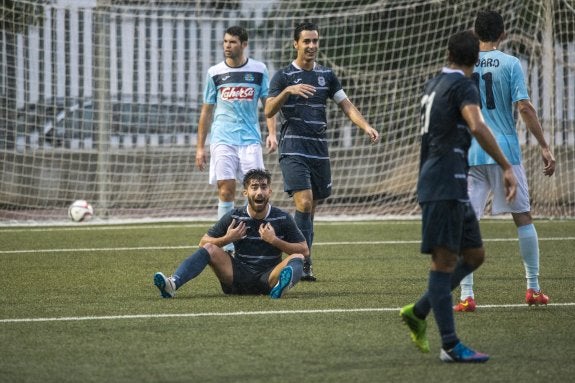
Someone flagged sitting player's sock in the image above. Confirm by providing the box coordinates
[172,248,210,289]
[286,257,304,285]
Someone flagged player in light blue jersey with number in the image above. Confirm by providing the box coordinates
[454,10,556,312]
[196,26,277,254]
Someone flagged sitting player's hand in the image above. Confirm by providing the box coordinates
[226,219,247,242]
[258,222,276,244]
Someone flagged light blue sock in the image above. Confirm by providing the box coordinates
[459,273,474,300]
[218,200,234,252]
[518,224,540,291]
[218,200,234,219]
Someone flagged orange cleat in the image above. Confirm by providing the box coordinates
[454,297,477,312]
[525,289,549,306]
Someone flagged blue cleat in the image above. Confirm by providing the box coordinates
[440,342,490,363]
[270,266,293,299]
[154,272,176,298]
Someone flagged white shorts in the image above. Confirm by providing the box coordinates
[209,143,264,185]
[468,164,531,217]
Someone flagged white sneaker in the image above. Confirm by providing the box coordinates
[154,272,176,298]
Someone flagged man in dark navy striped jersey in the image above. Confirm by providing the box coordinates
[265,22,379,281]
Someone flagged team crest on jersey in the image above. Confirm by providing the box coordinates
[317,76,326,86]
[244,73,255,82]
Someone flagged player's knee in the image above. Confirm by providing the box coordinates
[463,247,485,269]
[512,212,532,227]
[217,180,236,201]
[288,253,305,262]
[203,243,220,256]
[295,200,313,213]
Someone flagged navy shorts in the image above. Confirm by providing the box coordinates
[220,254,274,295]
[420,200,483,254]
[279,155,332,200]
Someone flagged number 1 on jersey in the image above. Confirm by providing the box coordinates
[473,72,496,110]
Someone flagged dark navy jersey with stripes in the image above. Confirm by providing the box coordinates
[207,205,305,272]
[417,69,480,203]
[268,62,344,160]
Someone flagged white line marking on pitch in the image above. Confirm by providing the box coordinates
[1,304,573,324]
[2,237,574,255]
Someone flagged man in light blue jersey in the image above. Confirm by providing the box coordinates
[265,22,379,281]
[196,26,277,254]
[454,10,556,312]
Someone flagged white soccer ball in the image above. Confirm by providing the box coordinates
[68,200,94,222]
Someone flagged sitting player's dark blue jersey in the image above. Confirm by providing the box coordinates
[207,205,305,272]
[417,69,480,203]
[268,62,343,160]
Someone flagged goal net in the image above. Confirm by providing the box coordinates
[1,0,574,223]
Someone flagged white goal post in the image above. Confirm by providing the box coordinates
[1,0,574,223]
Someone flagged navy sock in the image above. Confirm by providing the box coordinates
[172,247,210,289]
[427,270,459,350]
[294,210,313,261]
[414,259,476,318]
[286,257,304,286]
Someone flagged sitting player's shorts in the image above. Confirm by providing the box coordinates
[420,200,483,254]
[220,254,274,295]
[468,164,530,217]
[279,155,332,200]
[209,143,264,185]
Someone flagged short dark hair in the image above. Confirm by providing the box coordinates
[474,10,505,42]
[293,22,318,41]
[447,30,479,67]
[225,26,248,43]
[243,169,272,188]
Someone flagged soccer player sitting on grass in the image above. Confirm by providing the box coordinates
[153,169,308,299]
[400,30,517,363]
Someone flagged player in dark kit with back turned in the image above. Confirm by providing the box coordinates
[399,30,517,363]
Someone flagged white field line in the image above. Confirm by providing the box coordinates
[1,237,575,255]
[1,303,574,324]
[0,218,565,231]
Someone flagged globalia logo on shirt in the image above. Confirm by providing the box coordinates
[221,87,255,101]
